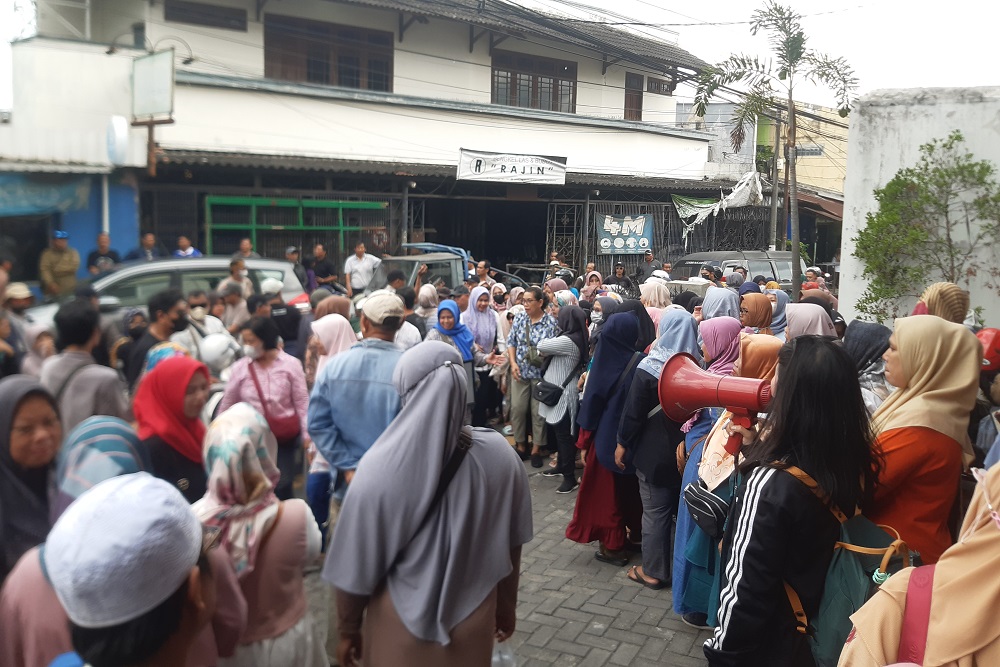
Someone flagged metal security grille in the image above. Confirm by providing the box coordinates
[667,206,770,258]
[546,203,582,269]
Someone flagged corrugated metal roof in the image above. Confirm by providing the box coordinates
[325,0,708,74]
[160,150,729,191]
[0,159,112,174]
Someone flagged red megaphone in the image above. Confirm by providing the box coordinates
[658,353,772,455]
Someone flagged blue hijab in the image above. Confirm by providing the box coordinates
[638,308,702,379]
[739,281,763,296]
[434,300,475,362]
[766,289,789,336]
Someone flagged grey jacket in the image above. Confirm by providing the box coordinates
[40,351,129,432]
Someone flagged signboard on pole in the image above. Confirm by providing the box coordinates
[596,213,654,254]
[132,49,175,120]
[457,149,566,185]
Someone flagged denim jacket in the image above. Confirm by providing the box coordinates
[308,338,403,496]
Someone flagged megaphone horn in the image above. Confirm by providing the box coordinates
[658,353,772,455]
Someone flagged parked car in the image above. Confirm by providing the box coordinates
[26,257,309,330]
[669,251,808,292]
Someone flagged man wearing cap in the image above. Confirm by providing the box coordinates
[286,246,308,288]
[344,242,381,298]
[43,473,217,667]
[451,284,471,313]
[604,261,627,286]
[635,248,661,284]
[308,290,404,500]
[39,230,80,299]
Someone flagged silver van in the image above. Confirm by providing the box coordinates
[670,251,807,292]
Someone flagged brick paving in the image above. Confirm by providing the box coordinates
[305,457,713,666]
[510,460,713,666]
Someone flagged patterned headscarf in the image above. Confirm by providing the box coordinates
[193,403,280,578]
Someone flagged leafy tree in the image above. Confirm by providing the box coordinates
[853,131,1000,321]
[693,1,857,300]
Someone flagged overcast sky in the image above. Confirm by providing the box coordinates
[3,0,998,109]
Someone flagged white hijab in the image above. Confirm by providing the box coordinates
[325,341,533,644]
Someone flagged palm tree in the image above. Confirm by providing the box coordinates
[693,1,857,301]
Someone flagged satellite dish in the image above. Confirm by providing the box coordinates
[106,115,129,166]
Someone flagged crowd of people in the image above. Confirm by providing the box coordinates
[1,238,999,667]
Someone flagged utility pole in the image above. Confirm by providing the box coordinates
[769,111,781,249]
[782,142,790,248]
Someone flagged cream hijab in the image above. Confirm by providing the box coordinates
[873,316,982,447]
[311,313,357,377]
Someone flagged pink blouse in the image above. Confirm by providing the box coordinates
[218,351,310,441]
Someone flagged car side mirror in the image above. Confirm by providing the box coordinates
[98,295,121,313]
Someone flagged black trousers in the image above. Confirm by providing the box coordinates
[274,435,304,500]
[553,414,577,483]
[472,370,499,427]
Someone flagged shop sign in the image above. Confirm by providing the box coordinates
[457,149,567,185]
[597,214,654,254]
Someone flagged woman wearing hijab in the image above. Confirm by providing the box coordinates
[326,342,533,667]
[738,281,763,297]
[490,283,509,314]
[134,355,211,503]
[427,299,491,421]
[674,291,699,313]
[702,287,741,320]
[618,309,699,590]
[567,313,645,566]
[544,277,569,299]
[840,463,1000,666]
[462,286,503,427]
[913,281,969,323]
[219,317,310,501]
[725,272,745,291]
[843,320,894,415]
[415,284,440,333]
[0,377,61,585]
[869,316,982,564]
[700,317,743,376]
[548,289,579,318]
[588,296,620,349]
[537,305,589,493]
[0,416,248,667]
[682,334,783,630]
[765,289,789,341]
[19,324,55,378]
[195,403,325,667]
[739,292,774,335]
[581,270,603,302]
[305,313,357,390]
[705,337,878,665]
[508,286,525,308]
[639,282,672,309]
[614,299,657,352]
[785,302,836,340]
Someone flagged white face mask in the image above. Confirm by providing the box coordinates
[240,269,249,278]
[190,306,207,322]
[591,311,603,324]
[770,301,777,312]
[242,344,261,360]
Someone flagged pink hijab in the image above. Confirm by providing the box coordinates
[699,316,743,376]
[312,313,357,376]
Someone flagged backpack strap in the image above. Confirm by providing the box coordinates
[784,581,810,635]
[782,465,852,523]
[897,564,936,665]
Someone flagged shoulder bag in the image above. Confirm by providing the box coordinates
[248,362,301,444]
[533,359,584,407]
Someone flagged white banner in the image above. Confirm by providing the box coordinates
[457,149,567,185]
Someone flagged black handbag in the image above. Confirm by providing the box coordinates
[683,478,730,539]
[533,361,583,407]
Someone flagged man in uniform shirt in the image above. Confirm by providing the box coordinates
[344,242,381,298]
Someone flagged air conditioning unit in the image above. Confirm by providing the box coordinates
[0,110,11,124]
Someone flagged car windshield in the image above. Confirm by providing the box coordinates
[370,259,457,291]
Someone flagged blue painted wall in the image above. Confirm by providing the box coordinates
[61,174,139,277]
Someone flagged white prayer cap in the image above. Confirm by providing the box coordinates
[360,290,404,325]
[260,277,284,295]
[45,472,202,628]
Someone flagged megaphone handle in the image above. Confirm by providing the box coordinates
[724,415,755,456]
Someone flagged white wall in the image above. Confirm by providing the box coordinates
[840,87,1000,326]
[0,39,147,169]
[159,82,707,178]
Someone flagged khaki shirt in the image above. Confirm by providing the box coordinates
[39,248,80,297]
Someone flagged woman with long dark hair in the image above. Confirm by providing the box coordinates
[705,336,880,666]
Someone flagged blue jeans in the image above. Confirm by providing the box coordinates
[307,471,332,548]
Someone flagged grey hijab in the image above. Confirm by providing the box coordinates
[0,376,59,583]
[701,286,740,320]
[325,341,533,644]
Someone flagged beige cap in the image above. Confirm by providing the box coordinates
[361,290,404,324]
[4,283,31,300]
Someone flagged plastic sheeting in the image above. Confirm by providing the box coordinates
[671,171,764,247]
[0,174,92,217]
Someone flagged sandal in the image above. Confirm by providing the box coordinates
[626,565,667,590]
[594,547,629,567]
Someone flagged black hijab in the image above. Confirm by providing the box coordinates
[615,299,657,351]
[590,296,621,353]
[557,305,590,367]
[842,321,893,372]
[674,291,699,313]
[0,376,59,583]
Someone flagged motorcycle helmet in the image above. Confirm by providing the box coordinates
[977,328,1000,373]
[200,333,239,376]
